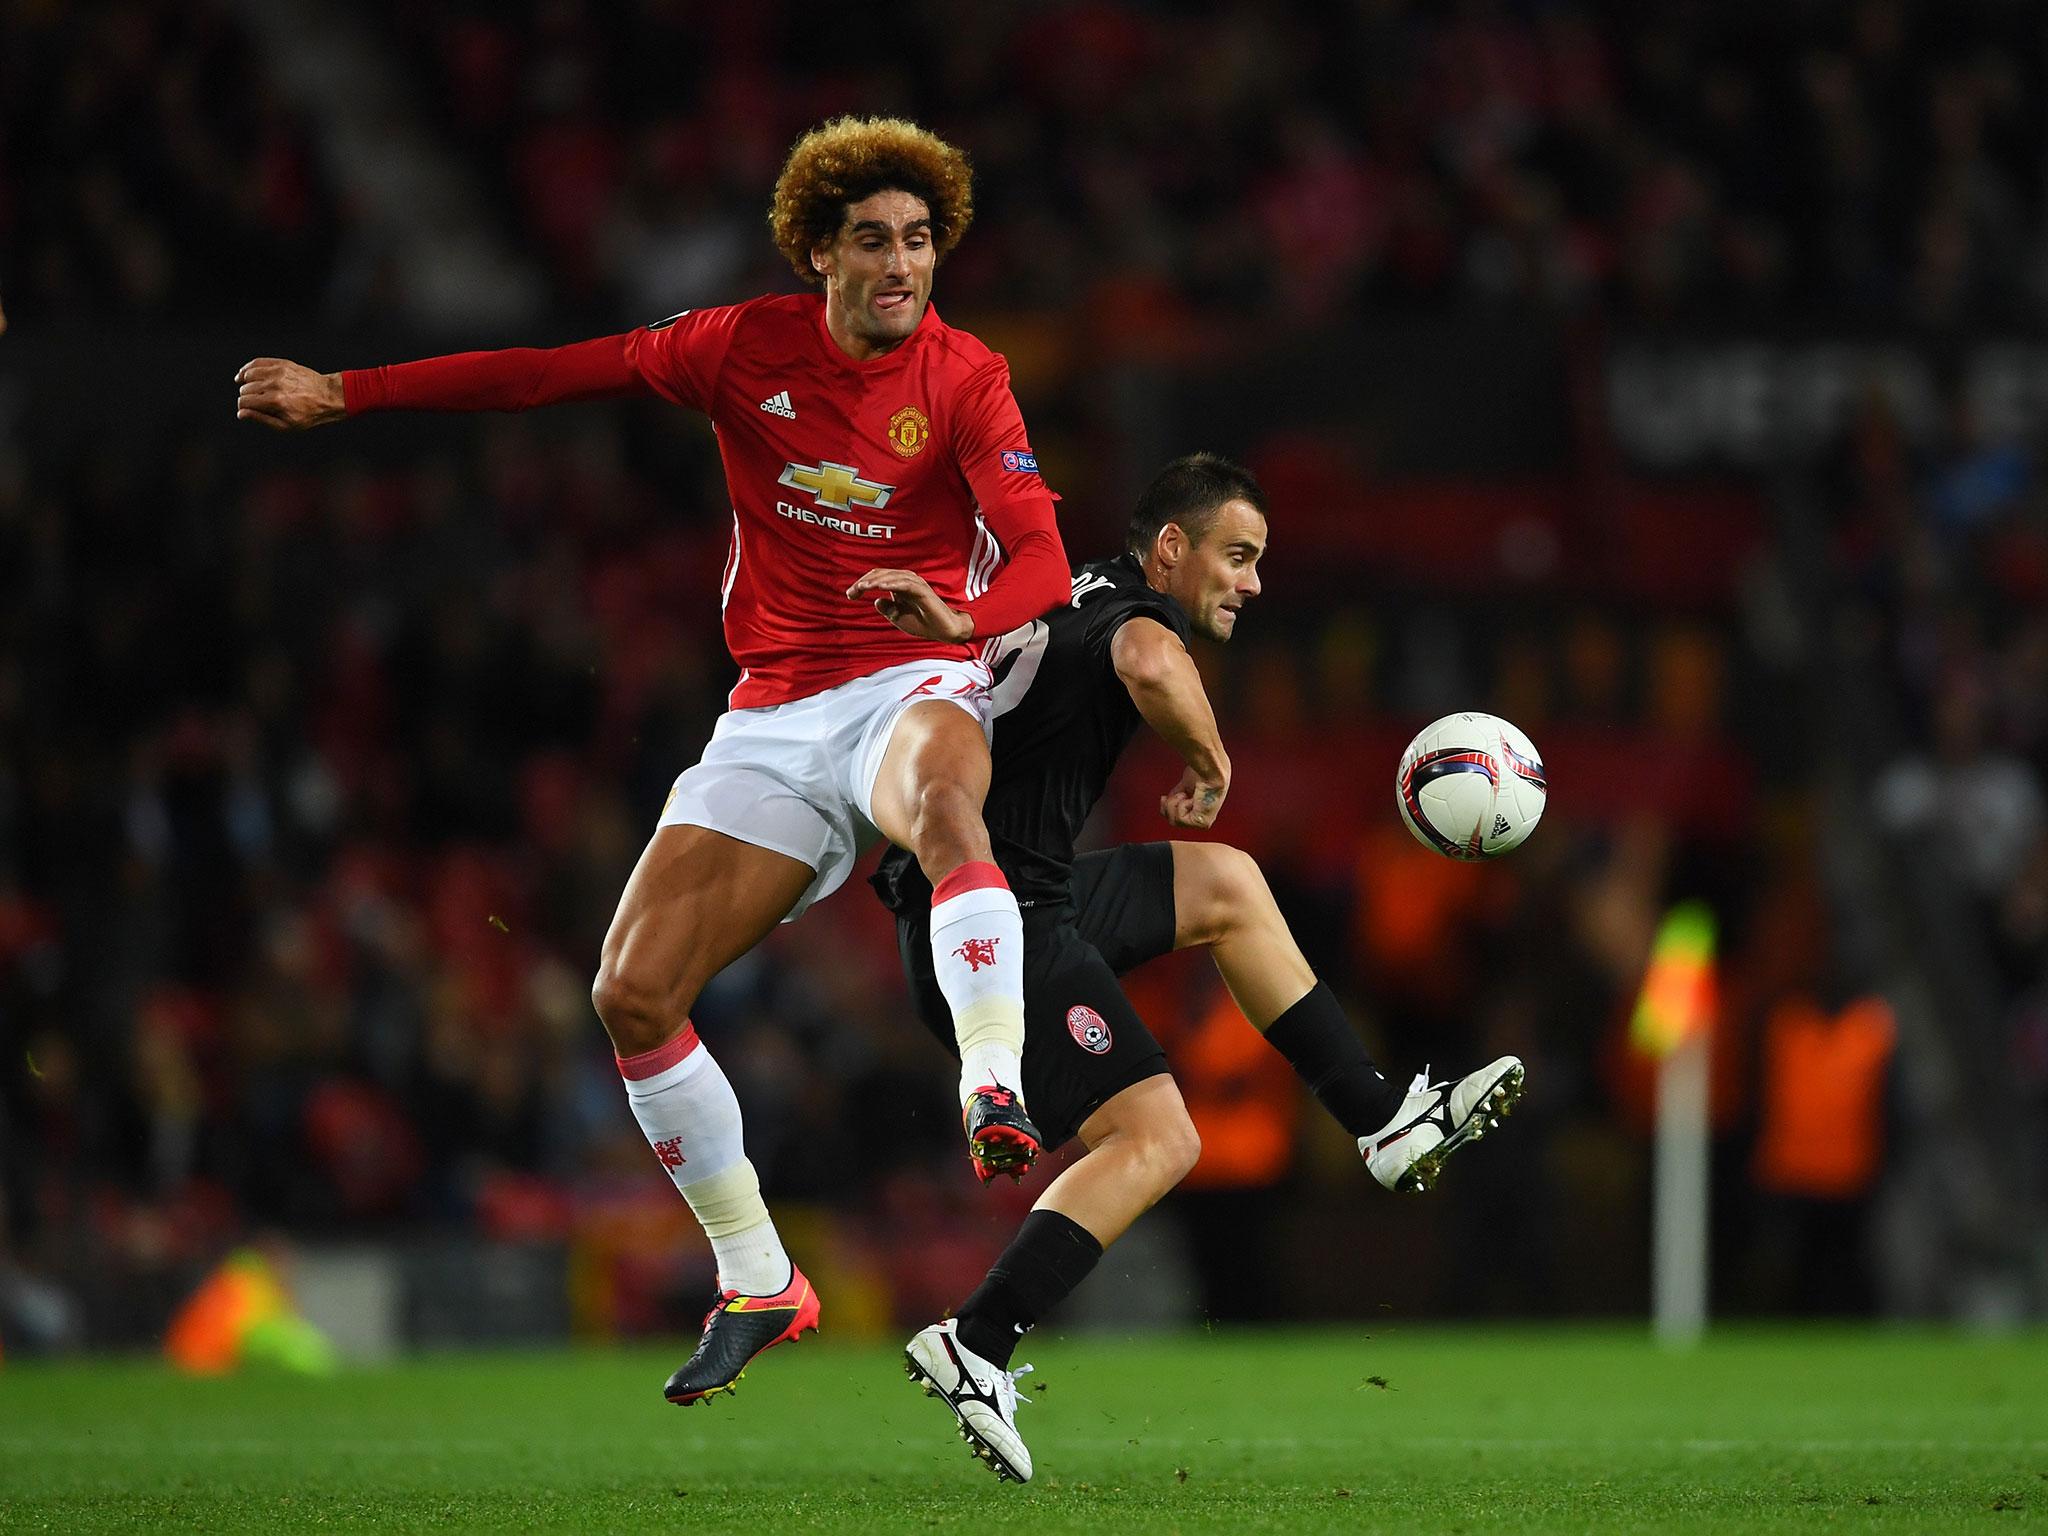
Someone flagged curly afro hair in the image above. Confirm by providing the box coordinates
[769,116,974,284]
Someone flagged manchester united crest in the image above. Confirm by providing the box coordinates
[887,404,931,458]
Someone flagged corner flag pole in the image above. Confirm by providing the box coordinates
[1632,902,1717,1349]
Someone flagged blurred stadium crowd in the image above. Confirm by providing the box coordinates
[8,0,2047,327]
[4,0,2046,1350]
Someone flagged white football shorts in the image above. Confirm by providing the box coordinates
[657,656,994,919]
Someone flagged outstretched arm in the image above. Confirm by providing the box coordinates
[1111,617,1229,830]
[235,332,653,431]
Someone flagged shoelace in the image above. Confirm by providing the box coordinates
[701,1283,781,1333]
[993,1362,1034,1416]
[1360,1068,1435,1156]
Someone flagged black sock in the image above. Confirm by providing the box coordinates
[954,1210,1103,1367]
[1263,982,1405,1137]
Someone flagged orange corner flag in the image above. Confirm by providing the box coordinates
[1631,901,1718,1058]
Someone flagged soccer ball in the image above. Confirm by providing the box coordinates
[1395,713,1547,860]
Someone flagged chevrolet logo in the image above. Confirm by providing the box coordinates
[778,460,895,513]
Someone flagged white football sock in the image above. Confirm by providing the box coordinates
[681,1160,790,1296]
[617,1024,792,1296]
[929,862,1027,1108]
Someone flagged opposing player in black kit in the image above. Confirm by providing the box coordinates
[871,454,1525,1482]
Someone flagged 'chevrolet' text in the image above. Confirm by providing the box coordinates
[776,501,897,539]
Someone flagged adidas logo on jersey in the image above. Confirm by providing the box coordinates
[759,390,796,419]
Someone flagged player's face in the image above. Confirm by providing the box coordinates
[1166,499,1267,642]
[812,190,936,356]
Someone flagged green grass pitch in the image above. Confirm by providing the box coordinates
[2,1327,2043,1532]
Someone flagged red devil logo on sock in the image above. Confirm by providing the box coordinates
[953,937,1000,972]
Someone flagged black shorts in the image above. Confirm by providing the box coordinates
[898,843,1179,1150]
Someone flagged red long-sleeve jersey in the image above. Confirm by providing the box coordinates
[343,294,1068,708]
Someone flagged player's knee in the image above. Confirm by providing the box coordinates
[1181,843,1264,947]
[1160,1111,1202,1186]
[589,964,646,1040]
[1213,844,1267,909]
[909,778,986,865]
[590,961,689,1057]
[1138,1105,1202,1193]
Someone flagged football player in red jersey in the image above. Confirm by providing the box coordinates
[236,118,1067,1405]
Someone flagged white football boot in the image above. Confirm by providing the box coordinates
[1360,1056,1525,1193]
[903,1318,1034,1483]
